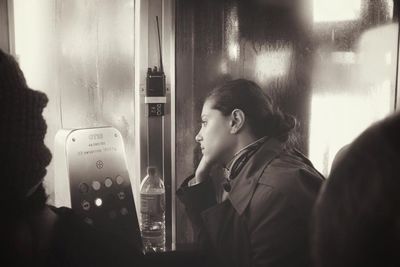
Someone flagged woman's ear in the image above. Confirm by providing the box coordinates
[230,109,245,134]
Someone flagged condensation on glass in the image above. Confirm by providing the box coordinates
[217,0,398,176]
[12,0,137,205]
[309,0,397,175]
[175,0,399,244]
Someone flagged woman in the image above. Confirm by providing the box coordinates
[177,79,324,267]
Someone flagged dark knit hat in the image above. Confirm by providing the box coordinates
[0,50,52,202]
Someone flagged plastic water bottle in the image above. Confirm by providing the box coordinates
[140,166,166,252]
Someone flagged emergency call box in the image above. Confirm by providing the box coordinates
[54,127,142,252]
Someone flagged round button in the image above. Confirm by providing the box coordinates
[81,200,91,211]
[117,191,126,200]
[94,198,103,207]
[116,175,124,185]
[84,217,93,225]
[92,181,101,191]
[96,160,104,169]
[104,177,113,188]
[120,207,128,216]
[79,183,89,193]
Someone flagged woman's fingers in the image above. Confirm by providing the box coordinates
[195,156,213,183]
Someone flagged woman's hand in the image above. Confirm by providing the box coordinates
[194,156,213,183]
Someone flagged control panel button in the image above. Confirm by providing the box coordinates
[116,175,124,185]
[95,198,103,207]
[120,207,128,216]
[96,160,104,169]
[81,200,91,211]
[104,177,113,188]
[92,181,101,191]
[84,217,93,225]
[117,191,126,200]
[79,183,89,193]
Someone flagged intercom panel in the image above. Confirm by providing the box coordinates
[54,127,142,252]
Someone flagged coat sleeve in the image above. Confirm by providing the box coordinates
[176,175,220,267]
[176,175,217,233]
[246,185,311,267]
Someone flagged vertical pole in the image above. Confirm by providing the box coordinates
[0,0,10,52]
[394,0,399,110]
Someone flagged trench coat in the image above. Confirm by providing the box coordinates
[177,138,325,267]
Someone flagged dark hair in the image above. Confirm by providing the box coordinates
[5,186,49,220]
[0,50,51,219]
[312,113,400,267]
[206,79,296,143]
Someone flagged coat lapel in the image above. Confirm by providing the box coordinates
[228,138,284,215]
[199,139,285,261]
[201,200,251,267]
[199,138,285,266]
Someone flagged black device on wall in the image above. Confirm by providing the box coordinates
[146,16,166,117]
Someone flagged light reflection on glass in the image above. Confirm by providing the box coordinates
[357,24,398,84]
[309,23,397,176]
[226,4,239,61]
[387,0,394,20]
[313,0,361,22]
[220,61,228,74]
[254,46,292,84]
[309,85,392,175]
[228,43,240,61]
[331,52,356,65]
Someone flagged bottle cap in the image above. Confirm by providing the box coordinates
[147,166,157,176]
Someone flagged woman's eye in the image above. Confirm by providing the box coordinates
[201,121,207,127]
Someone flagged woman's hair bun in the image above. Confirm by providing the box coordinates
[268,111,296,142]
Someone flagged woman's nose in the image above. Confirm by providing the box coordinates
[195,131,202,142]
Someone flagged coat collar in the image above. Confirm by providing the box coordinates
[223,136,269,180]
[227,138,284,215]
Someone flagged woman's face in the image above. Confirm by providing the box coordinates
[195,100,235,164]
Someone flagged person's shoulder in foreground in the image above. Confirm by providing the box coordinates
[313,111,400,267]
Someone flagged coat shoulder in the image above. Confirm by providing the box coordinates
[256,151,324,209]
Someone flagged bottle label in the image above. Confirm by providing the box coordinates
[140,193,165,215]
